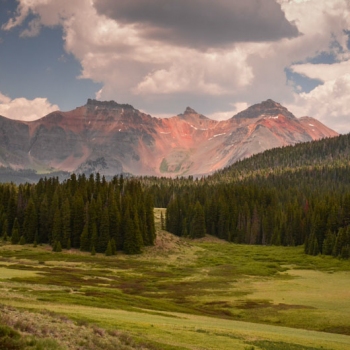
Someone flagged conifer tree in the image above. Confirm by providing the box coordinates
[80,223,90,252]
[53,241,62,252]
[110,238,117,255]
[11,218,20,244]
[72,193,85,248]
[190,201,206,238]
[23,198,37,243]
[90,222,98,252]
[39,195,50,244]
[145,194,156,245]
[61,198,71,249]
[105,241,113,256]
[2,219,8,241]
[51,208,62,246]
[123,209,141,254]
[97,206,110,253]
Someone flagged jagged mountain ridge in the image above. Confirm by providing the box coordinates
[0,99,338,177]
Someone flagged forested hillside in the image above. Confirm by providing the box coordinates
[1,133,350,259]
[0,175,155,254]
[152,133,350,258]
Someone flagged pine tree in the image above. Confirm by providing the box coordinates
[341,246,349,259]
[72,193,85,248]
[105,241,113,256]
[123,209,141,254]
[80,223,90,252]
[11,218,20,244]
[90,223,98,252]
[53,241,62,252]
[322,230,335,255]
[19,235,26,245]
[39,195,50,244]
[2,219,8,241]
[190,201,206,239]
[108,195,120,245]
[61,198,71,249]
[97,206,110,253]
[23,198,37,244]
[144,194,156,245]
[110,238,117,255]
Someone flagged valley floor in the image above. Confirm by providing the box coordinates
[0,210,350,349]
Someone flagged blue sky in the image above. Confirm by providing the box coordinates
[0,0,350,133]
[0,0,101,111]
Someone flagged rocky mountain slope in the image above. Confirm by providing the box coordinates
[0,99,338,177]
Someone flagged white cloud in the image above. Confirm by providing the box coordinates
[285,74,350,133]
[0,94,59,121]
[291,60,350,83]
[2,0,350,133]
[134,49,253,95]
[208,103,249,121]
[0,92,11,104]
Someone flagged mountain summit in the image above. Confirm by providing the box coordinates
[0,99,338,177]
[234,99,296,120]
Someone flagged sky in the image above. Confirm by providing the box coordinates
[0,0,350,133]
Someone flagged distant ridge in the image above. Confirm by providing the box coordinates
[0,99,338,180]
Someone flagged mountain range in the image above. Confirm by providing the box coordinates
[0,98,338,178]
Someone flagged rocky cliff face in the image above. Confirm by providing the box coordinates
[0,99,338,177]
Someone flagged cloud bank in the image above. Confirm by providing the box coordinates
[0,93,59,121]
[2,0,350,132]
[94,0,299,49]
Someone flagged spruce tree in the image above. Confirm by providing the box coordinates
[123,210,141,254]
[23,198,37,244]
[39,195,50,244]
[97,206,110,253]
[61,198,71,249]
[105,241,113,256]
[72,193,85,248]
[110,238,117,255]
[51,208,62,246]
[190,201,206,239]
[19,235,26,245]
[11,218,20,244]
[80,223,90,252]
[55,241,62,252]
[90,223,98,252]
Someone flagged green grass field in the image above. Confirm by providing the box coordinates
[0,209,350,349]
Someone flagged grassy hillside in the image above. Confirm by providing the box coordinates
[0,210,350,349]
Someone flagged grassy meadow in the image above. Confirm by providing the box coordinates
[0,208,350,349]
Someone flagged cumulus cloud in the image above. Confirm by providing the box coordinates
[208,102,249,121]
[285,74,350,133]
[134,48,254,95]
[0,94,59,121]
[291,60,350,82]
[93,0,299,49]
[1,0,350,133]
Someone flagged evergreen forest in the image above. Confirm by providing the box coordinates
[2,133,350,260]
[0,174,155,255]
[148,133,350,259]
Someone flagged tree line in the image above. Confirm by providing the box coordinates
[149,133,350,259]
[0,174,155,255]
